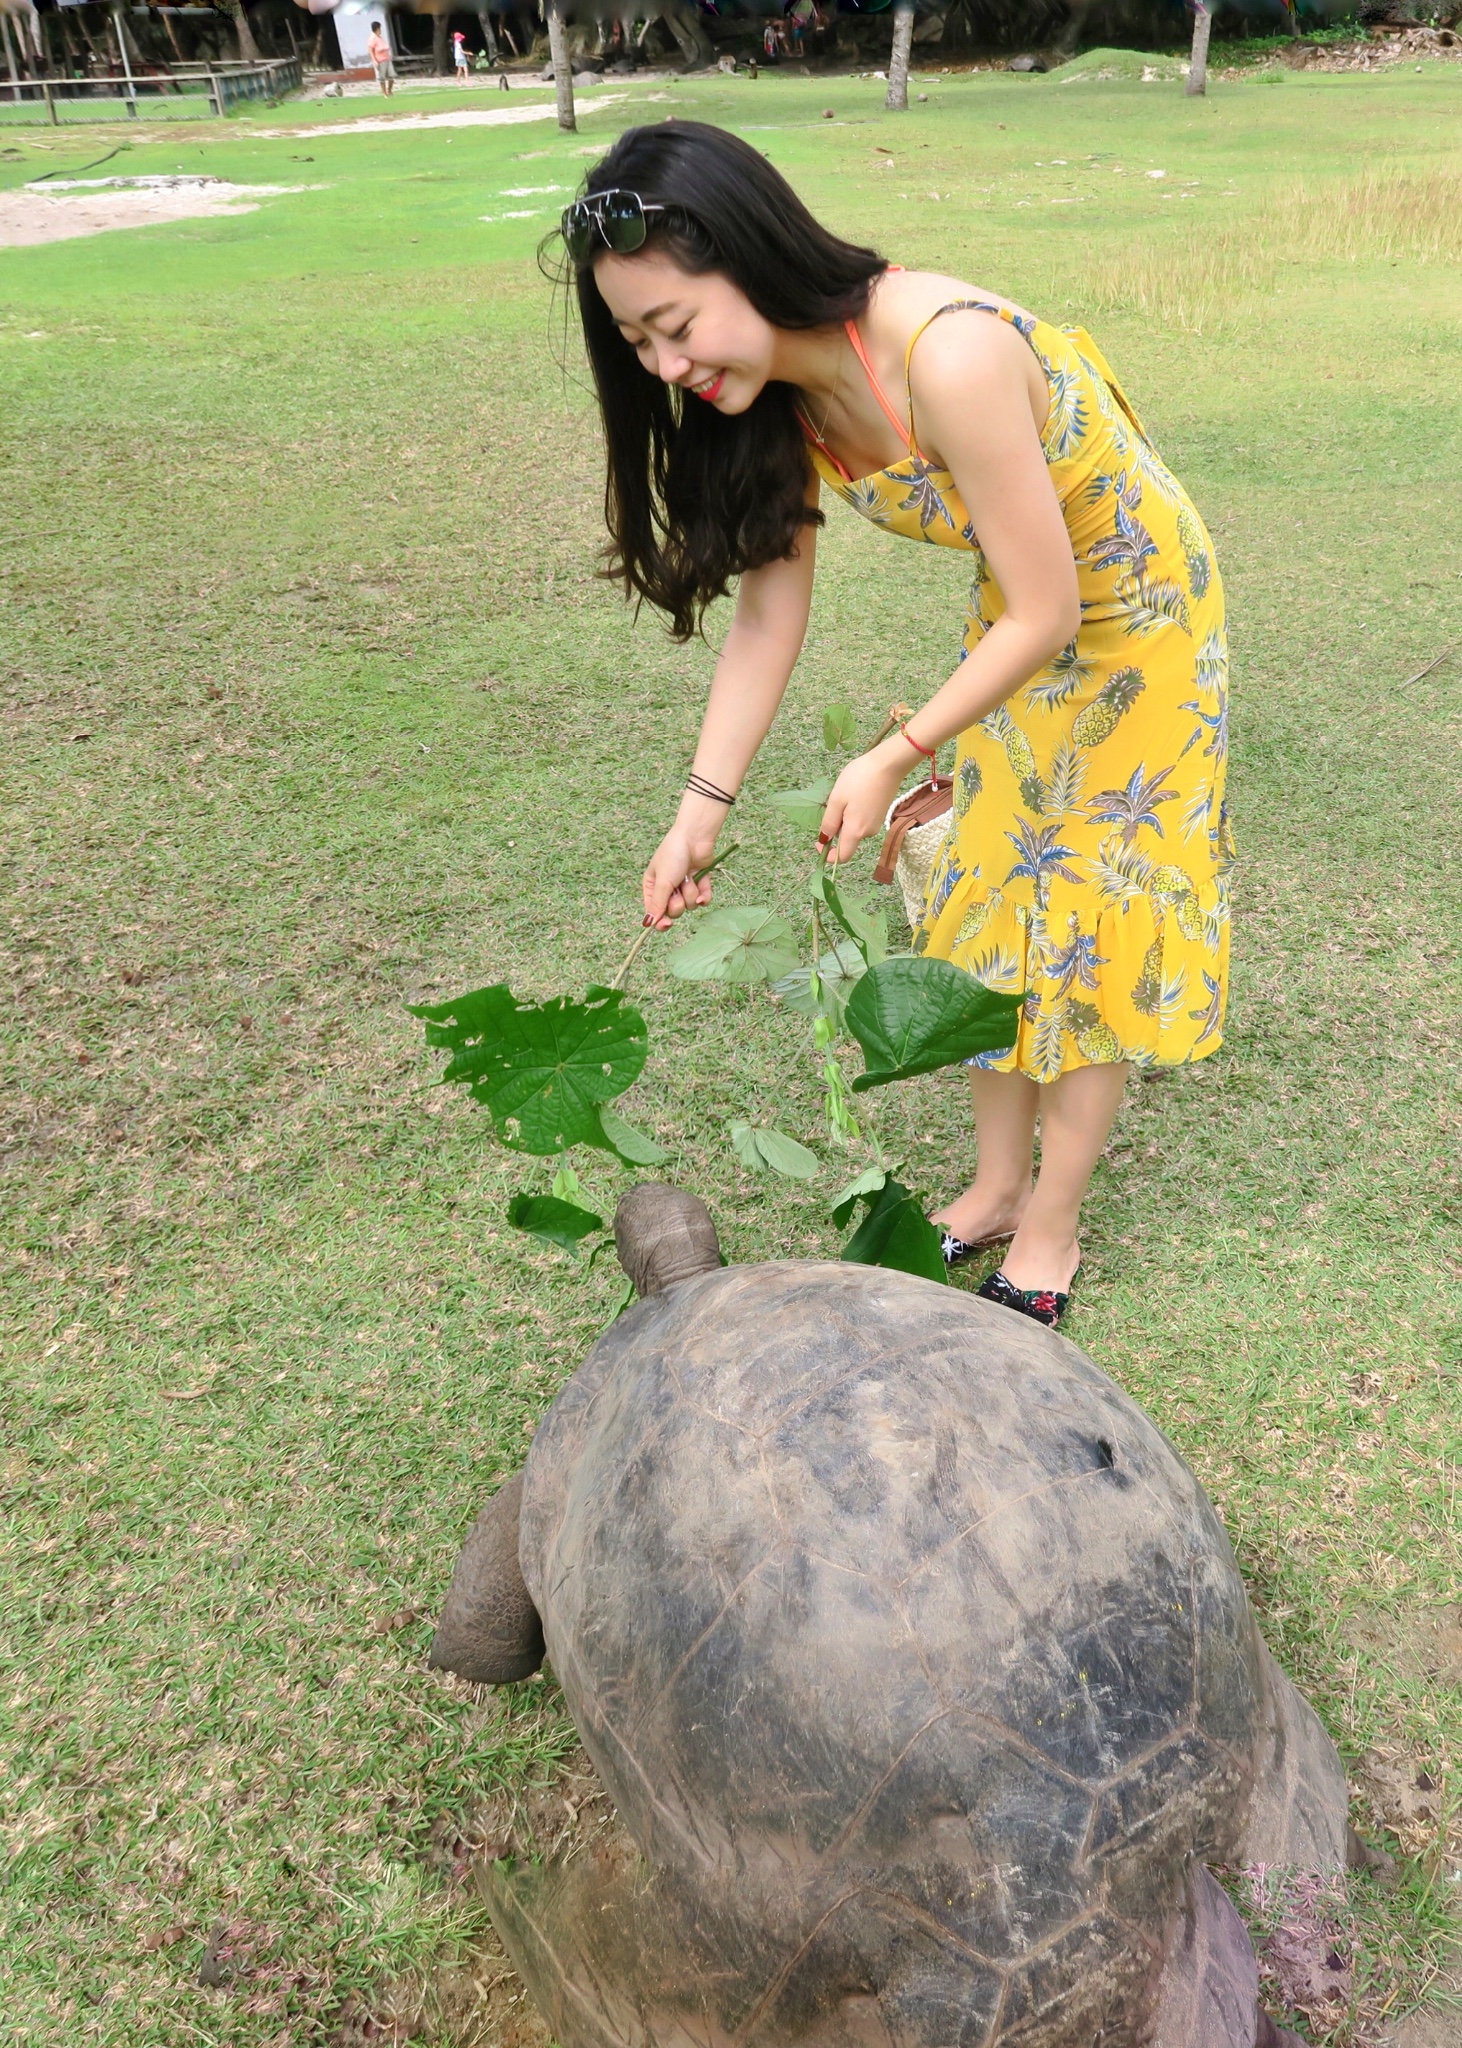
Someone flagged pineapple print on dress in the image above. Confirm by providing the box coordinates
[806,297,1232,1079]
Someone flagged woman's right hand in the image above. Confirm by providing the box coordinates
[642,816,720,930]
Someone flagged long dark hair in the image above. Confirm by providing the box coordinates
[569,122,886,641]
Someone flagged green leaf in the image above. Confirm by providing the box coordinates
[830,1165,887,1228]
[551,1163,582,1202]
[840,1176,946,1285]
[410,983,647,1155]
[771,940,866,1029]
[845,958,1022,1092]
[590,1103,668,1166]
[766,778,834,833]
[813,868,888,967]
[506,1192,605,1256]
[727,1121,821,1180]
[669,907,800,985]
[606,1274,636,1323]
[823,703,858,750]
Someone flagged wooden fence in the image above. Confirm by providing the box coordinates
[0,54,302,124]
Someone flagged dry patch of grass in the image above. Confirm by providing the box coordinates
[1083,164,1462,332]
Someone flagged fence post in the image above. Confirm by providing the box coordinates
[208,65,223,115]
[1,15,21,105]
[112,5,138,116]
[44,79,57,123]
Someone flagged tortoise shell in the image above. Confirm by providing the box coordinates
[511,1262,1267,2045]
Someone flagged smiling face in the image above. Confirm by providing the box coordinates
[593,248,778,414]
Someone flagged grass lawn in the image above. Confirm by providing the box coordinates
[2,56,1459,2048]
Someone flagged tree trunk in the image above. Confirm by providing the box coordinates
[885,0,913,108]
[1185,2,1210,95]
[432,11,449,71]
[476,5,498,60]
[546,0,574,127]
[1055,0,1093,57]
[227,0,261,62]
[161,6,188,63]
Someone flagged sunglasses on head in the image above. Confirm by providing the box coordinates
[560,188,666,264]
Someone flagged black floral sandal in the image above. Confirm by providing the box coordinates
[976,1268,1070,1328]
[937,1226,1015,1270]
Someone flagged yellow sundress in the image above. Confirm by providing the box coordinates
[804,301,1233,1081]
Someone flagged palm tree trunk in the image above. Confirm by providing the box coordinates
[225,0,261,62]
[476,4,498,60]
[432,10,449,71]
[885,0,913,109]
[1185,2,1210,96]
[546,0,574,128]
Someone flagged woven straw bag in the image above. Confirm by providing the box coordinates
[873,774,954,927]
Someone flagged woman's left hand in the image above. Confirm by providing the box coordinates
[818,740,916,865]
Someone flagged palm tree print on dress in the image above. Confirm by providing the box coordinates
[1084,764,1180,847]
[1004,822,1082,910]
[891,457,956,535]
[1026,640,1097,712]
[801,301,1231,1077]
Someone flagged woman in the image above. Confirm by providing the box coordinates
[562,122,1231,1326]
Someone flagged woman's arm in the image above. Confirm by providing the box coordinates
[643,493,819,928]
[819,314,1080,863]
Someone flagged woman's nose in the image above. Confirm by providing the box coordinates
[655,344,691,384]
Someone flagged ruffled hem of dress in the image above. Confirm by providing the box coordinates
[913,878,1230,1080]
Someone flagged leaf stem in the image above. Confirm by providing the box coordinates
[608,843,739,991]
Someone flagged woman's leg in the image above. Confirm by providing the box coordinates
[930,1068,1040,1243]
[1000,1060,1129,1293]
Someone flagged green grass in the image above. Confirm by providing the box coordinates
[2,60,1460,2047]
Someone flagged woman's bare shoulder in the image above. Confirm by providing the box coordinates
[870,266,1039,335]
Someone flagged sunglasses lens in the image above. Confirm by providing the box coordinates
[562,203,593,262]
[600,192,648,254]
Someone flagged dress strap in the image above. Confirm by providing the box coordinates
[843,317,916,450]
[902,300,1009,460]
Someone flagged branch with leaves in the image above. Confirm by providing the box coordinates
[412,704,1020,1288]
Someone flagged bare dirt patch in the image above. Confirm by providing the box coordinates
[0,177,306,249]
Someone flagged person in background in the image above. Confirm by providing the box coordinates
[368,19,395,94]
[453,28,471,82]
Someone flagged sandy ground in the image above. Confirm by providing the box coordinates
[0,177,308,249]
[259,92,625,138]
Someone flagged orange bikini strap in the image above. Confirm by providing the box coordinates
[844,318,916,452]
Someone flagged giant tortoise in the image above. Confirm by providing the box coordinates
[431,1185,1373,2048]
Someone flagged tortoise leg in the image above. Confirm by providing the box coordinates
[1149,1863,1262,2047]
[427,1471,545,1684]
[1237,1648,1351,1871]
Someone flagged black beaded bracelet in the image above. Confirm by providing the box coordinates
[686,773,737,806]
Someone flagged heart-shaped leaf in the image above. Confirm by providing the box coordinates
[727,1121,821,1180]
[840,1175,946,1284]
[590,1103,668,1166]
[410,983,647,1154]
[670,907,800,985]
[830,1164,887,1228]
[823,703,858,750]
[507,1192,605,1256]
[845,958,1022,1092]
[767,778,835,834]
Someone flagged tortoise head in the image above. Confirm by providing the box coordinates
[613,1183,721,1299]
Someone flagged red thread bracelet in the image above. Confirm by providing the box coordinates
[900,721,936,765]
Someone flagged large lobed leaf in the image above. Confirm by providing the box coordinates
[839,1176,946,1285]
[845,958,1022,1092]
[410,983,647,1155]
[669,906,800,985]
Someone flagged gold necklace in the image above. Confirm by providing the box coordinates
[807,333,843,444]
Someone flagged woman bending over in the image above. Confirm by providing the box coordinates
[561,122,1232,1327]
